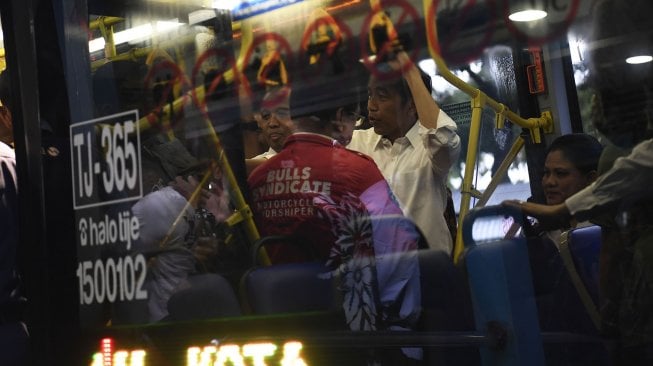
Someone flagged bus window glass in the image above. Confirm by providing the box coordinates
[22,0,651,364]
[73,0,572,333]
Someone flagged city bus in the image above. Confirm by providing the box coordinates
[0,0,650,365]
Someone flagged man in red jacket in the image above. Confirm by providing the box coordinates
[248,80,422,362]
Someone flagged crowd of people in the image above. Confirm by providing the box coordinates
[0,0,651,365]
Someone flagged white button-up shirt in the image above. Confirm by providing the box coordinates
[252,147,277,160]
[348,112,461,254]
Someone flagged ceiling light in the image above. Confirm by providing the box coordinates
[358,55,377,63]
[89,38,105,53]
[508,10,547,22]
[88,21,183,53]
[626,55,653,65]
[418,59,436,76]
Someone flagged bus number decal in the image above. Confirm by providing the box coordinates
[70,110,143,210]
[76,254,148,305]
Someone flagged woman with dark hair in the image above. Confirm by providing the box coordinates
[541,134,603,208]
[514,133,604,239]
[521,134,606,365]
[505,2,653,362]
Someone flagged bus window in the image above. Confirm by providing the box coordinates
[2,0,652,365]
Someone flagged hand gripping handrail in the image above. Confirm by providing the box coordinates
[421,0,553,264]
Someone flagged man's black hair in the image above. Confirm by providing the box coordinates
[546,133,603,175]
[370,64,432,105]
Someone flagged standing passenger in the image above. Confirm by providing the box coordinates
[348,50,461,254]
[248,81,422,362]
[245,86,295,175]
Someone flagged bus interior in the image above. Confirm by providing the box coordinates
[0,0,651,365]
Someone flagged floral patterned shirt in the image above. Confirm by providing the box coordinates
[249,133,421,331]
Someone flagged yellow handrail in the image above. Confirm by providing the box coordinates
[421,0,553,263]
[89,16,124,30]
[91,47,152,71]
[86,17,271,268]
[95,16,118,58]
[134,84,268,265]
[475,136,526,208]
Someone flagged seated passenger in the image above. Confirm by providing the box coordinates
[505,4,653,362]
[247,81,422,360]
[130,163,231,322]
[520,134,603,335]
[526,133,603,241]
[510,139,653,365]
[498,137,607,366]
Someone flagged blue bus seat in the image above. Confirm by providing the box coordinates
[418,248,474,331]
[240,261,337,315]
[167,273,242,321]
[559,225,602,329]
[244,234,337,314]
[418,249,478,366]
[462,206,545,366]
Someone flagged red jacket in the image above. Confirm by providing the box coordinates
[249,133,411,261]
[248,133,421,332]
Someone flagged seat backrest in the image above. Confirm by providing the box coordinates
[240,261,337,315]
[167,273,242,321]
[463,206,545,366]
[418,249,474,331]
[559,225,602,329]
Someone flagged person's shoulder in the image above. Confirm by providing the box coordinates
[248,151,286,184]
[248,159,271,185]
[340,148,385,182]
[351,128,377,141]
[351,128,375,139]
[342,147,375,164]
[348,128,378,151]
[0,141,14,159]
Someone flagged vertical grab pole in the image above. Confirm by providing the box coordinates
[141,86,270,266]
[453,92,484,263]
[194,87,270,266]
[422,0,552,263]
[97,17,117,59]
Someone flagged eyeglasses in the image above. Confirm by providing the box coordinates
[260,107,291,122]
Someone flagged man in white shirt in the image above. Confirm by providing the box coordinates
[348,51,461,254]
